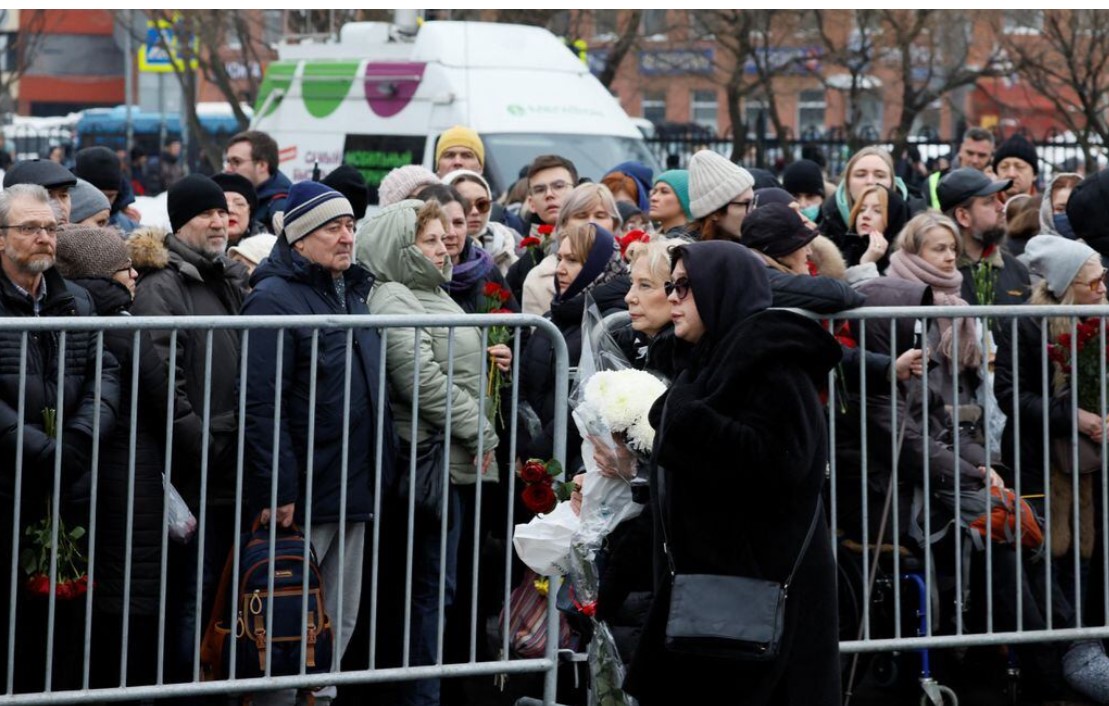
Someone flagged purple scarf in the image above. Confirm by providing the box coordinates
[446,238,495,294]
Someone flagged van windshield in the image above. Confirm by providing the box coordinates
[481,133,661,197]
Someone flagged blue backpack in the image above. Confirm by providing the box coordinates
[201,520,333,680]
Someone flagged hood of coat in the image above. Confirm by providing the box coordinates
[251,234,373,298]
[1039,172,1081,237]
[356,199,451,291]
[850,277,934,358]
[709,308,842,388]
[673,240,771,346]
[127,225,248,287]
[128,226,171,271]
[809,234,847,280]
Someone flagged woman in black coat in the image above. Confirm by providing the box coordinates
[625,240,842,705]
[54,225,169,689]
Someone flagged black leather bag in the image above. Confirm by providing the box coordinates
[662,504,820,661]
[396,433,447,519]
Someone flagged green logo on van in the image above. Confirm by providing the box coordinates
[507,105,526,117]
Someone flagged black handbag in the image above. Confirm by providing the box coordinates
[662,503,820,661]
[396,432,447,519]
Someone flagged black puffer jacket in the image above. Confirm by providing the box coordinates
[518,275,630,473]
[242,238,396,524]
[0,267,120,514]
[71,277,170,616]
[129,229,249,511]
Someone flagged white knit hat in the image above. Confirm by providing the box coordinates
[378,165,440,207]
[688,149,755,219]
[1021,234,1099,297]
[228,233,278,266]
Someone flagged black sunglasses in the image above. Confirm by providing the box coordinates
[664,277,691,300]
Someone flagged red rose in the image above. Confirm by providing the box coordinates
[497,288,511,302]
[520,237,541,248]
[807,259,820,276]
[25,574,49,596]
[520,460,549,484]
[483,282,502,297]
[536,225,554,236]
[982,244,997,259]
[56,580,74,600]
[1058,333,1072,348]
[522,484,557,514]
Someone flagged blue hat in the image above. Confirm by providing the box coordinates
[276,181,353,244]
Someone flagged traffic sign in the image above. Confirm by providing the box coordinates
[138,18,198,73]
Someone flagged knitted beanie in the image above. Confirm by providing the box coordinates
[211,172,258,219]
[54,224,131,280]
[69,179,112,224]
[992,134,1039,175]
[227,233,278,266]
[275,181,353,244]
[3,159,77,189]
[688,150,755,219]
[1022,234,1098,297]
[435,125,485,167]
[378,165,440,207]
[654,169,692,219]
[74,146,122,192]
[782,159,826,197]
[167,174,228,233]
[321,165,369,220]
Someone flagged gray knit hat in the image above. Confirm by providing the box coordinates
[1022,234,1099,297]
[54,224,131,280]
[688,149,755,219]
[378,165,440,207]
[69,178,111,224]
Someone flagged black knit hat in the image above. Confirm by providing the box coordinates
[782,159,825,197]
[211,172,258,220]
[74,146,122,192]
[747,167,779,191]
[167,174,228,233]
[3,159,77,189]
[992,134,1038,175]
[321,165,369,220]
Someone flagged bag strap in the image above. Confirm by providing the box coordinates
[658,394,823,588]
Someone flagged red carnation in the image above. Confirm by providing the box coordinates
[982,244,997,259]
[56,581,74,601]
[520,236,541,248]
[536,225,554,236]
[522,484,557,514]
[25,574,49,596]
[520,459,550,484]
[1058,332,1072,348]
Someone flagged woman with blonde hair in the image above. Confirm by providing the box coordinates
[820,145,921,245]
[519,182,621,316]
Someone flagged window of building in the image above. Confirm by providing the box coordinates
[691,89,718,131]
[688,10,715,40]
[642,10,668,37]
[853,92,884,140]
[0,33,16,73]
[1003,9,1044,34]
[643,91,666,124]
[797,89,826,137]
[593,10,618,38]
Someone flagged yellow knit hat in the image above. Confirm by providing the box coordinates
[435,125,485,167]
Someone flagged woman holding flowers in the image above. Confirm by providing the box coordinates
[625,240,842,705]
[359,199,510,705]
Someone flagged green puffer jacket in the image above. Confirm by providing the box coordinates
[358,200,498,485]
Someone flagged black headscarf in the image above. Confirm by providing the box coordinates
[671,240,772,349]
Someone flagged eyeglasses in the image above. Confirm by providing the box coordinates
[1086,270,1109,292]
[223,156,255,168]
[727,199,754,213]
[470,197,491,214]
[115,259,134,274]
[664,277,691,301]
[0,223,58,237]
[529,180,572,197]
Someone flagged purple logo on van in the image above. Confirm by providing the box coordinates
[363,62,426,118]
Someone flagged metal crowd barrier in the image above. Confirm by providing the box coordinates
[0,313,568,705]
[823,304,1109,658]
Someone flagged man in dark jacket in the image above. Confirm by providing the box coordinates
[128,173,248,683]
[224,130,292,234]
[242,181,395,705]
[0,184,121,692]
[938,168,1030,308]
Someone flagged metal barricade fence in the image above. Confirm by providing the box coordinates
[823,303,1109,660]
[0,313,568,705]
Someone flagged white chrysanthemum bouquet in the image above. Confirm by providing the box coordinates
[580,369,667,455]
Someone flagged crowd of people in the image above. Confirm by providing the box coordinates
[2,122,1109,705]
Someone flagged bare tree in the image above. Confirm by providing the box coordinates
[1001,9,1109,169]
[879,10,1006,159]
[595,11,642,89]
[0,11,54,113]
[807,9,885,152]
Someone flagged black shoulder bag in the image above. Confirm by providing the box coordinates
[657,398,822,661]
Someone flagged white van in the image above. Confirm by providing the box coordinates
[250,20,660,201]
